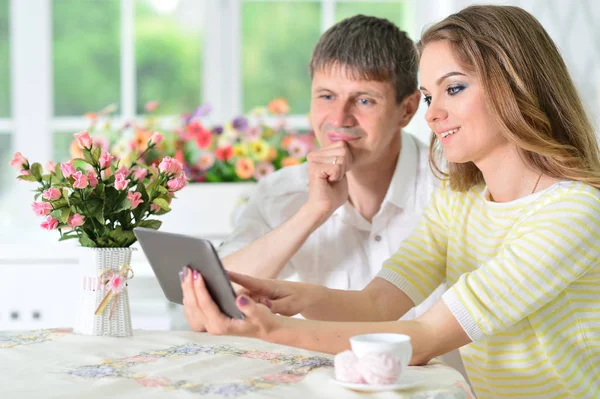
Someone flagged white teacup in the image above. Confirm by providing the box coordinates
[350,333,412,371]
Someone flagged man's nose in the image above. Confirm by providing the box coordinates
[330,101,357,128]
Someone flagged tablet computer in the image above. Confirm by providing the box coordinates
[133,227,245,320]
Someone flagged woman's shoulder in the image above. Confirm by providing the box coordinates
[544,180,600,206]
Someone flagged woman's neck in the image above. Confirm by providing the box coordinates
[475,145,554,202]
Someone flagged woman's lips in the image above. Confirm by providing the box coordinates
[327,132,360,142]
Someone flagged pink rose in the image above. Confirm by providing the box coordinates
[19,170,31,176]
[92,136,109,152]
[60,161,76,178]
[9,152,28,170]
[127,191,144,210]
[149,132,164,146]
[87,171,98,188]
[40,216,59,230]
[167,173,188,192]
[46,161,57,173]
[99,152,113,168]
[32,201,53,216]
[74,130,93,149]
[72,171,89,189]
[42,188,62,201]
[115,165,129,176]
[133,168,147,181]
[150,204,161,213]
[114,173,130,190]
[158,156,183,176]
[67,213,85,228]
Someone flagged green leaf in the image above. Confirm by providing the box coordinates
[30,163,43,180]
[53,198,68,209]
[83,148,94,165]
[107,227,135,247]
[17,174,38,182]
[59,233,78,242]
[113,197,132,213]
[60,207,71,224]
[79,231,97,248]
[156,185,169,195]
[152,197,171,212]
[95,182,106,199]
[62,188,70,205]
[137,219,162,230]
[92,147,101,164]
[137,182,149,203]
[71,157,93,167]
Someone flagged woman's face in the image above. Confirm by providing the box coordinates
[419,40,508,165]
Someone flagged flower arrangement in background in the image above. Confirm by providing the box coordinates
[10,131,186,247]
[75,98,317,183]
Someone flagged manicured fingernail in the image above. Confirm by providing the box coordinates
[192,269,199,280]
[179,271,185,283]
[238,296,248,306]
[264,299,272,308]
[181,266,188,278]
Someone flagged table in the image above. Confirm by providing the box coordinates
[0,329,475,398]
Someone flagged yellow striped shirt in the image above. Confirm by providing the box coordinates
[377,180,600,399]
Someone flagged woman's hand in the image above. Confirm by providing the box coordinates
[181,266,279,338]
[227,270,320,317]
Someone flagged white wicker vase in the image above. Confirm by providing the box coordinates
[74,247,134,337]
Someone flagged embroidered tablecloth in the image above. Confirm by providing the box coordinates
[0,329,475,398]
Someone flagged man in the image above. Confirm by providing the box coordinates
[215,15,444,319]
[184,14,468,379]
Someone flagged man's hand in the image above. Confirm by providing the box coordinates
[305,141,353,221]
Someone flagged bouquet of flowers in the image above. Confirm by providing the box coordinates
[76,99,317,184]
[9,130,186,248]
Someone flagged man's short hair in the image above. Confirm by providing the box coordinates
[310,15,418,103]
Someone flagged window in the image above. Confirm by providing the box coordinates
[242,1,321,114]
[135,0,203,115]
[335,1,407,27]
[0,0,9,118]
[241,0,408,116]
[52,0,121,116]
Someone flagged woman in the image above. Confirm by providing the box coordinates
[180,5,600,399]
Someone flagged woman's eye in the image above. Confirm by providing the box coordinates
[423,96,432,106]
[358,98,372,105]
[447,85,465,95]
[321,94,333,100]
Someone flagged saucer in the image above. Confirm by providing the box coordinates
[331,369,422,392]
[332,379,421,392]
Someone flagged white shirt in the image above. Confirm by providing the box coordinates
[218,131,446,319]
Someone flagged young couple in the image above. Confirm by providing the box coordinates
[180,5,600,399]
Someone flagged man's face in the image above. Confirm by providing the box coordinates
[309,65,409,168]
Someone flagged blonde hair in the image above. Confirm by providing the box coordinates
[417,5,600,191]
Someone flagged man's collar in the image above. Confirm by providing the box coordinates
[383,130,418,210]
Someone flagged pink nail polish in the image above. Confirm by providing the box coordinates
[192,269,199,280]
[264,299,272,308]
[238,296,248,306]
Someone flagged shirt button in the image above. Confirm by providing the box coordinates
[374,235,382,242]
